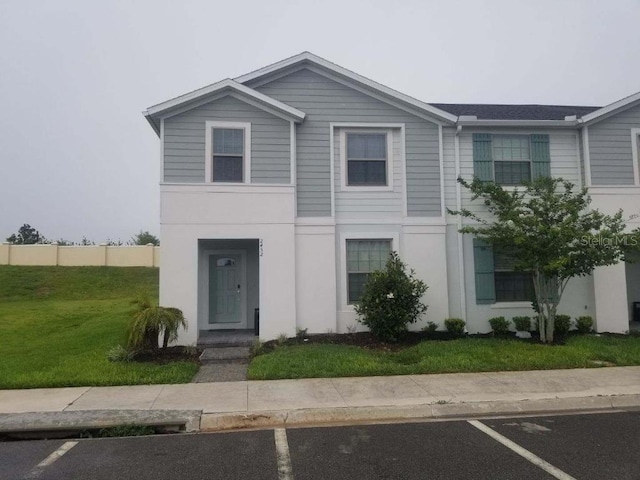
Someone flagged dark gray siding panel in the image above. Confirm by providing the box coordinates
[163,95,290,183]
[588,102,640,185]
[253,68,441,217]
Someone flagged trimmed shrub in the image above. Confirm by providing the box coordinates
[488,316,511,335]
[422,321,439,334]
[575,316,594,334]
[513,316,532,332]
[444,318,466,337]
[554,314,572,336]
[355,251,428,342]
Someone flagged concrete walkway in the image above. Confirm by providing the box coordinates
[1,367,639,433]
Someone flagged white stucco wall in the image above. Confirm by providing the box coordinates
[295,223,337,334]
[160,184,297,344]
[461,234,596,334]
[334,222,449,333]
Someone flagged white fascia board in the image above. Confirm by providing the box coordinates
[143,111,160,136]
[456,119,579,128]
[144,78,305,122]
[234,52,458,124]
[580,90,640,125]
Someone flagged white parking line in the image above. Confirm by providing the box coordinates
[24,441,78,479]
[274,428,294,480]
[468,420,576,480]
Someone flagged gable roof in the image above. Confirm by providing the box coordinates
[143,78,306,135]
[430,103,600,121]
[580,90,640,125]
[234,52,459,124]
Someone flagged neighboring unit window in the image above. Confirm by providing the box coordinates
[473,134,550,185]
[493,250,534,302]
[492,136,531,185]
[212,128,244,182]
[346,239,391,303]
[473,238,534,304]
[346,133,387,186]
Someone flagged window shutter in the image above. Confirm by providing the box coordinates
[531,134,551,179]
[473,133,493,181]
[473,238,496,304]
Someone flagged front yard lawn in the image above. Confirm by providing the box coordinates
[247,335,640,380]
[0,266,198,389]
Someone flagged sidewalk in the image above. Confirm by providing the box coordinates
[1,367,640,434]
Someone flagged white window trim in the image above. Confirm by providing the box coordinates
[340,129,394,192]
[204,121,251,184]
[339,233,399,311]
[630,128,640,186]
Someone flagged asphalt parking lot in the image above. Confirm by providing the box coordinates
[2,411,639,480]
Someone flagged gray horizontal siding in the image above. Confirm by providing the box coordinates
[333,128,404,218]
[588,102,640,185]
[253,68,441,217]
[163,95,290,183]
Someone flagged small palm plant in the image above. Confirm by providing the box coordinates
[128,296,187,350]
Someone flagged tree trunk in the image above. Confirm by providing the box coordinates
[143,327,159,350]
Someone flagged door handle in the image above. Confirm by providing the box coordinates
[237,284,241,293]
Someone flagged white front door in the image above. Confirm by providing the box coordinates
[209,254,245,326]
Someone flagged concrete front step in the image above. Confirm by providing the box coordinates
[199,347,250,364]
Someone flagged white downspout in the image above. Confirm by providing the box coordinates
[454,124,467,322]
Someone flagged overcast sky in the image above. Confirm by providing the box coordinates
[1,0,638,243]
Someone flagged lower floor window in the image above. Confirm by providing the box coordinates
[495,271,534,302]
[494,250,534,302]
[346,239,391,304]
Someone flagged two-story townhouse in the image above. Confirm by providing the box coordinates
[143,53,640,344]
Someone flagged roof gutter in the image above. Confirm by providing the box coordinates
[455,118,579,128]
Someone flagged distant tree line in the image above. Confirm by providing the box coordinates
[5,224,159,246]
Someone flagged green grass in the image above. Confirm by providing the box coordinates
[248,335,640,380]
[0,266,198,389]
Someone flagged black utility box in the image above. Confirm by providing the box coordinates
[633,302,640,323]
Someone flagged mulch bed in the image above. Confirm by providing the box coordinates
[263,331,462,353]
[132,346,202,364]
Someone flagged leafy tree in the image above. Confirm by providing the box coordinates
[80,236,95,246]
[131,230,160,246]
[6,224,46,244]
[355,251,428,342]
[128,296,186,350]
[450,177,638,343]
[54,239,75,246]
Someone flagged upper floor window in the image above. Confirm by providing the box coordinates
[205,121,251,183]
[346,133,388,186]
[473,133,550,185]
[492,136,531,185]
[213,128,244,182]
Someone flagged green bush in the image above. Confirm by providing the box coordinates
[554,314,572,336]
[444,318,466,337]
[488,316,511,335]
[422,321,439,334]
[106,345,138,363]
[575,316,593,334]
[513,316,532,332]
[355,251,428,342]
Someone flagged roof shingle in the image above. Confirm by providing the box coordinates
[429,103,600,121]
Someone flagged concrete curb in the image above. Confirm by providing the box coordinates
[1,394,639,436]
[200,394,640,432]
[0,410,202,435]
